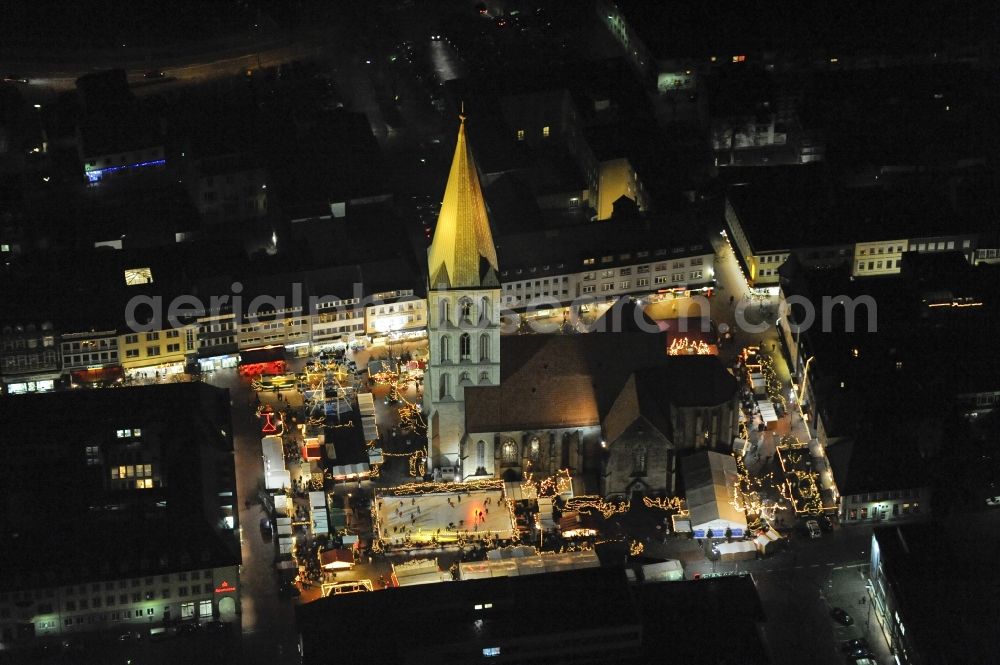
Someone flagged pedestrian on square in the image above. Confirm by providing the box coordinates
[457,495,461,503]
[485,508,489,516]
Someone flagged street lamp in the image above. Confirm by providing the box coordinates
[797,356,815,405]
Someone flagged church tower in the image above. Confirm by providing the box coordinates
[425,113,501,473]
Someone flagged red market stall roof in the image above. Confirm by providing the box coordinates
[302,443,322,462]
[239,360,286,377]
[320,548,355,570]
[71,366,123,384]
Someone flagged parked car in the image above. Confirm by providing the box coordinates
[841,638,870,653]
[807,520,822,538]
[830,607,854,626]
[260,517,273,541]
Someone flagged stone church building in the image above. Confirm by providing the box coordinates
[425,117,738,498]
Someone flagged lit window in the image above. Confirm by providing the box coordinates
[516,129,525,141]
[124,267,153,286]
[542,126,550,137]
[483,647,501,657]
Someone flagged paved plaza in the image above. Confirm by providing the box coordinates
[376,488,515,546]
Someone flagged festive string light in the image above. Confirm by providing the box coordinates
[567,496,630,519]
[776,440,824,515]
[668,337,712,356]
[642,496,687,513]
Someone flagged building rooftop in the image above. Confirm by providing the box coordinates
[496,215,714,281]
[874,513,1000,664]
[726,167,988,252]
[635,575,768,665]
[609,0,995,61]
[0,383,240,590]
[296,566,642,664]
[465,333,734,434]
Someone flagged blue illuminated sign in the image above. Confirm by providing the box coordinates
[85,158,166,182]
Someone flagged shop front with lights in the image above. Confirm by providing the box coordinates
[646,284,715,303]
[70,366,124,387]
[124,361,185,380]
[198,354,238,372]
[3,377,57,395]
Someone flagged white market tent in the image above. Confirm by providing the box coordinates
[362,416,378,442]
[758,400,779,423]
[309,491,330,534]
[683,451,748,539]
[357,393,376,417]
[715,540,757,561]
[330,462,369,479]
[262,436,289,490]
[460,549,599,580]
[754,529,785,555]
[273,494,290,518]
[536,497,557,530]
[392,558,451,587]
[641,560,684,582]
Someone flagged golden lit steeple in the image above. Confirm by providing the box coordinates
[427,111,499,289]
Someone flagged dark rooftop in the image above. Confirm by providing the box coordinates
[726,167,989,252]
[496,214,714,281]
[610,0,996,60]
[874,514,1000,665]
[0,383,239,591]
[297,566,642,664]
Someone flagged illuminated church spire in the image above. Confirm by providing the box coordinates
[427,111,499,289]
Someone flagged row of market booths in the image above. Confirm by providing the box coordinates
[672,451,786,558]
[389,546,690,588]
[739,346,781,428]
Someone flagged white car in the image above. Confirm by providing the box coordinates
[986,496,1000,507]
[806,520,822,538]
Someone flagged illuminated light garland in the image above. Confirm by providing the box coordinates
[668,337,712,356]
[776,440,824,515]
[375,477,504,497]
[730,452,786,528]
[567,496,630,519]
[642,496,688,514]
[629,540,645,557]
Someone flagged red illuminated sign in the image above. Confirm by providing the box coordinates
[214,580,236,594]
[261,413,278,434]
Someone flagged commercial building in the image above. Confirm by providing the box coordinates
[869,514,1000,665]
[298,567,643,665]
[778,258,1000,520]
[297,566,769,665]
[496,213,716,315]
[722,166,985,292]
[0,320,60,394]
[0,383,241,649]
